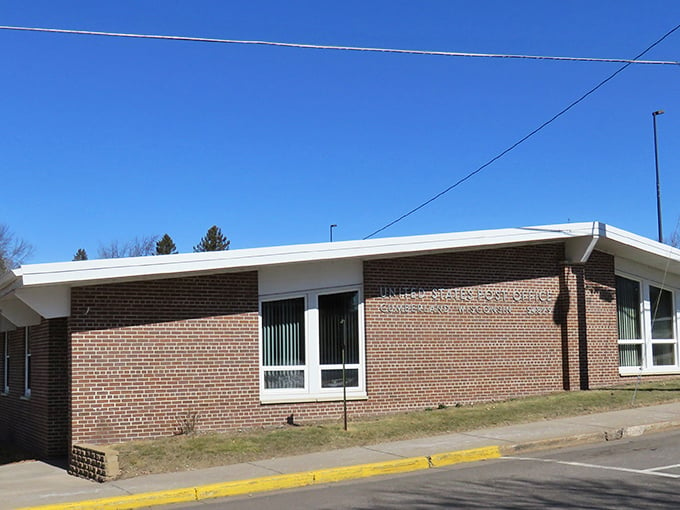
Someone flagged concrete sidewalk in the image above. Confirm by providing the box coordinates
[5,402,680,510]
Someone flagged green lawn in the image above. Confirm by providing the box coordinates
[113,379,680,478]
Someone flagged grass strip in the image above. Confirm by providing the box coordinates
[113,379,680,478]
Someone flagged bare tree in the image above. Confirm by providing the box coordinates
[669,230,680,248]
[0,224,33,273]
[98,235,159,259]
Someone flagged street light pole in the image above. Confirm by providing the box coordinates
[653,110,665,243]
[330,224,337,242]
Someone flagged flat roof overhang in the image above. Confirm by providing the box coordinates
[1,221,679,330]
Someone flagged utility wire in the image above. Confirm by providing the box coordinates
[364,23,680,240]
[0,25,679,66]
[2,24,679,239]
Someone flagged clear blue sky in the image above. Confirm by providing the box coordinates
[3,1,679,263]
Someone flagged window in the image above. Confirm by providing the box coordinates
[319,292,360,388]
[2,332,8,394]
[616,275,678,372]
[650,286,675,366]
[616,276,642,367]
[24,328,31,398]
[260,288,365,401]
[262,297,306,390]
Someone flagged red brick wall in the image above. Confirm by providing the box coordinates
[362,244,568,409]
[0,244,666,456]
[68,272,261,444]
[63,245,623,446]
[582,250,620,387]
[0,319,68,458]
[361,246,621,412]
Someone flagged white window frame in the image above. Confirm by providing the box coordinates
[2,332,8,395]
[260,292,309,398]
[617,272,680,375]
[259,285,366,403]
[23,327,31,398]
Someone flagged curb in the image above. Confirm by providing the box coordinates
[16,446,501,510]
[500,420,680,456]
[17,420,680,510]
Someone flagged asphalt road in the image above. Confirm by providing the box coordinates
[162,429,680,509]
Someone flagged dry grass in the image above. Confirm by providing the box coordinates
[113,379,680,478]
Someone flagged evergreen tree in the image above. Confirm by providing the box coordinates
[155,234,178,255]
[73,248,88,261]
[193,225,230,252]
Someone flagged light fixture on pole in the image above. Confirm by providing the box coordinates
[329,224,337,242]
[653,110,665,243]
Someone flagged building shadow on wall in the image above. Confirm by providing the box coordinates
[69,271,260,332]
[0,441,36,466]
[553,261,615,392]
[553,265,590,391]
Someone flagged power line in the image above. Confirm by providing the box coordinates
[363,23,680,240]
[1,25,679,66]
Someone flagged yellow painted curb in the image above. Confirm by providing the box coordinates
[18,446,501,510]
[196,471,316,500]
[16,486,197,510]
[313,455,431,484]
[430,445,502,467]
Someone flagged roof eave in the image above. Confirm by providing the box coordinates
[16,222,602,288]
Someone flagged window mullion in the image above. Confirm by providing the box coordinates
[643,284,652,369]
[307,294,320,394]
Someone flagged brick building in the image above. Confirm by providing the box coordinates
[1,221,679,465]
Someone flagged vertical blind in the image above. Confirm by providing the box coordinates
[619,344,641,367]
[262,298,305,366]
[616,276,642,367]
[616,276,641,340]
[319,291,359,365]
[650,286,674,339]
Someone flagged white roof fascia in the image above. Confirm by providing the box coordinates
[16,222,599,288]
[594,224,680,275]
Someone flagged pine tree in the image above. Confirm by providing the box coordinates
[193,225,230,252]
[73,248,88,261]
[155,234,178,255]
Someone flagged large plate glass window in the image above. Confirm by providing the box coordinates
[650,285,675,366]
[261,297,306,390]
[319,291,359,388]
[260,287,365,401]
[616,276,642,367]
[616,275,679,373]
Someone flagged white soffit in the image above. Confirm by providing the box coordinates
[564,222,604,263]
[259,259,362,296]
[0,296,42,327]
[0,316,16,331]
[15,286,71,319]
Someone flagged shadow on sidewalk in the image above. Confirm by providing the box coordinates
[0,441,66,469]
